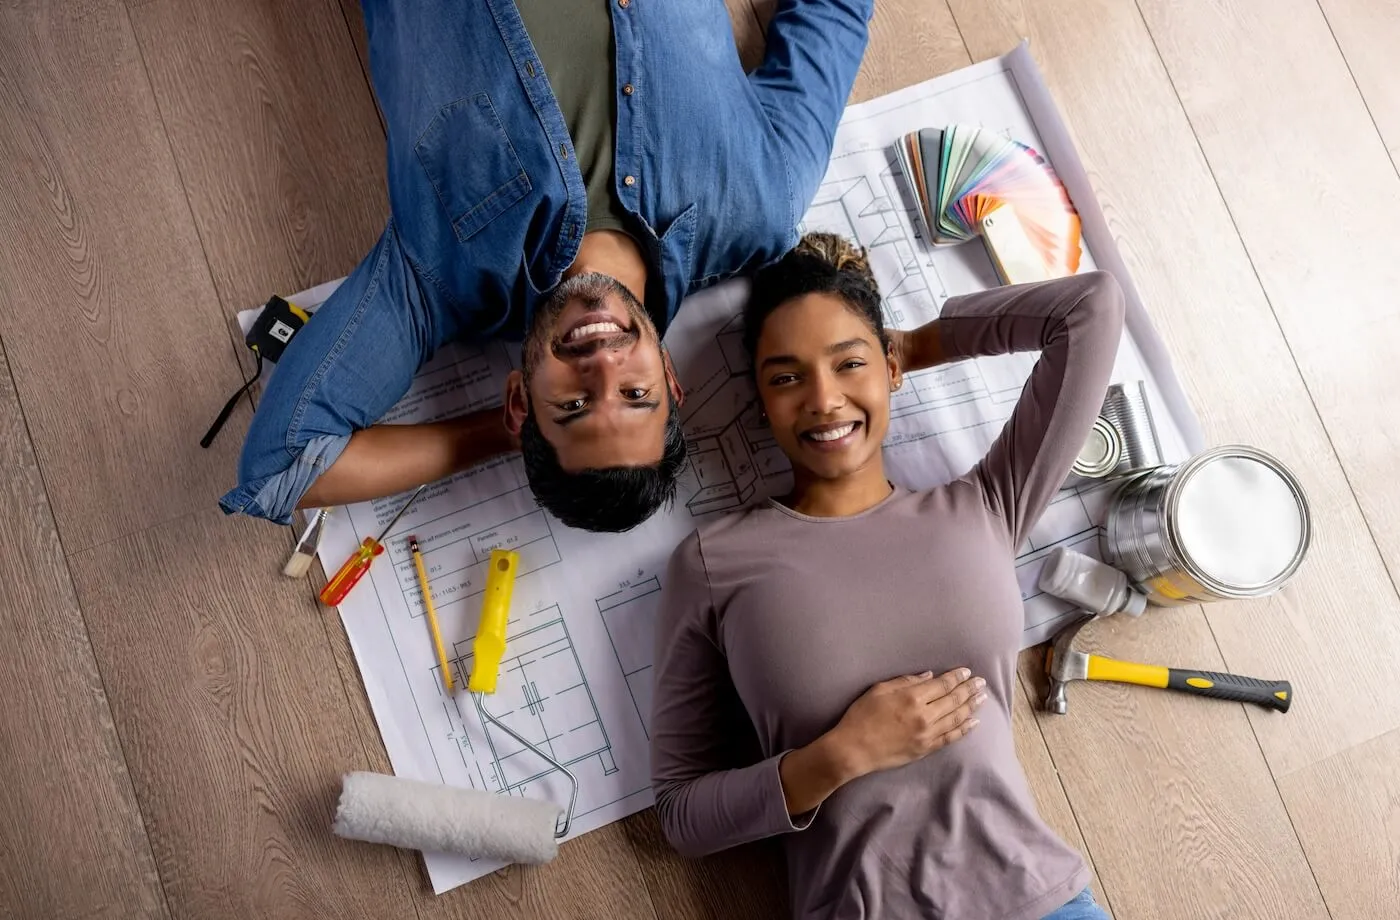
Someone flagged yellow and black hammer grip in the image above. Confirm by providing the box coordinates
[1084,656,1292,712]
[1165,669,1292,713]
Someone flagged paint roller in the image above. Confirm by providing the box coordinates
[332,549,578,865]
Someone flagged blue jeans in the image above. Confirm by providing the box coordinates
[1042,888,1110,920]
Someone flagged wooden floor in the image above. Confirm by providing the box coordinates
[2,0,1398,917]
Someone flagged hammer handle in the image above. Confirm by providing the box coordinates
[1084,656,1291,712]
[1165,668,1292,713]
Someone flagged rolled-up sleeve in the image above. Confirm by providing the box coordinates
[217,222,428,526]
[218,433,350,525]
[650,532,816,858]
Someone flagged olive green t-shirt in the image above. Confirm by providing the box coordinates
[516,0,631,235]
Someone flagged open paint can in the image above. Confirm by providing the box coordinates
[1102,445,1311,606]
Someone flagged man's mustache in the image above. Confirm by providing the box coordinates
[552,328,639,359]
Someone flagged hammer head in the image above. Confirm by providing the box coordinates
[1044,615,1094,714]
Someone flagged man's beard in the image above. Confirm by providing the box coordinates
[521,272,654,378]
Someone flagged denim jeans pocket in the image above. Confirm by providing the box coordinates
[414,93,532,242]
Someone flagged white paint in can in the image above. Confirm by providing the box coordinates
[1174,455,1306,590]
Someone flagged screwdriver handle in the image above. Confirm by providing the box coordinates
[319,539,384,606]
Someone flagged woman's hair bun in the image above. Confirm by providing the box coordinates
[792,232,877,294]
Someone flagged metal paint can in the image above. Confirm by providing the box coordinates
[1101,381,1162,476]
[1102,445,1311,605]
[1064,416,1123,488]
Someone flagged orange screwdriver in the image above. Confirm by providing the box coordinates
[319,484,427,606]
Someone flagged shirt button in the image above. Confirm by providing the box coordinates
[623,175,636,187]
[618,0,629,8]
[622,83,635,96]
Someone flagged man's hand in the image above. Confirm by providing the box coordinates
[778,668,985,816]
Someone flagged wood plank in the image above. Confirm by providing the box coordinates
[68,510,422,920]
[1318,0,1400,163]
[335,0,383,135]
[307,550,662,919]
[622,809,788,920]
[1277,726,1400,920]
[0,0,249,553]
[949,0,1400,778]
[1129,0,1400,774]
[1011,657,1112,917]
[128,0,387,321]
[1017,611,1326,919]
[750,0,970,103]
[0,338,170,919]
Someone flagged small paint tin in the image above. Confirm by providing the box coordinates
[1101,381,1163,476]
[1065,416,1123,487]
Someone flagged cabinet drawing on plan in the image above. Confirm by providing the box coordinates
[678,313,789,517]
[596,577,663,738]
[436,605,618,797]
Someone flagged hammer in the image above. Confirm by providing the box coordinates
[1044,616,1292,714]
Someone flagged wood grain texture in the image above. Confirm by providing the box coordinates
[1133,0,1400,776]
[335,0,383,135]
[68,511,421,920]
[1018,610,1326,919]
[1277,726,1400,920]
[750,0,969,104]
[128,0,387,320]
[948,0,1400,778]
[0,0,248,553]
[0,339,171,919]
[1011,655,1112,917]
[622,809,788,920]
[1318,0,1400,163]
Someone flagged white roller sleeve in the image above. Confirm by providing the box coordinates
[333,771,562,865]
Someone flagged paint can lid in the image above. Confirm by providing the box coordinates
[1168,446,1312,594]
[1071,417,1123,479]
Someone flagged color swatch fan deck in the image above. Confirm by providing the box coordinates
[896,125,1082,284]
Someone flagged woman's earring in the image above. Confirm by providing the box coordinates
[759,410,768,423]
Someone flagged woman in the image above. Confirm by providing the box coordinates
[650,233,1123,920]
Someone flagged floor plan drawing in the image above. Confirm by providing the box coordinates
[677,311,790,516]
[386,492,563,620]
[596,577,664,738]
[442,605,618,792]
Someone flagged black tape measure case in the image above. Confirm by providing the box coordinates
[201,295,308,448]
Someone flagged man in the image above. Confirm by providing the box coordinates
[219,0,873,532]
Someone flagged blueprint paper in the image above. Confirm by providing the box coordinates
[241,45,1200,893]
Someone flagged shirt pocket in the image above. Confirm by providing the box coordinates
[414,94,531,243]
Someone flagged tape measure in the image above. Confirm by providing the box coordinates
[200,295,309,448]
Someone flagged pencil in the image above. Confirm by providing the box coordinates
[410,537,454,692]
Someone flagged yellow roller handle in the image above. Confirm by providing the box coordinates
[468,549,519,694]
[1085,655,1169,688]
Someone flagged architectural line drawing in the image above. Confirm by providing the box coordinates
[440,606,618,795]
[676,313,790,517]
[390,497,562,619]
[596,577,664,738]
